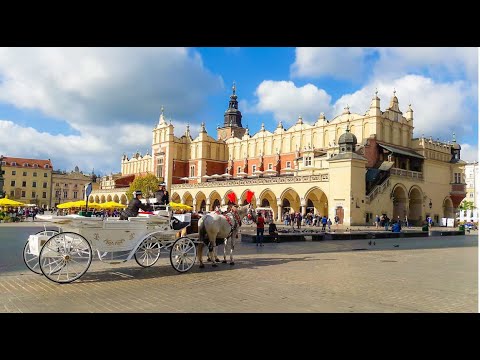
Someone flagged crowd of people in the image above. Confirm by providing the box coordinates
[0,206,44,222]
[282,211,335,231]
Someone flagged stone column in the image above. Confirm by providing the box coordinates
[300,198,306,216]
[192,199,197,211]
[277,204,282,222]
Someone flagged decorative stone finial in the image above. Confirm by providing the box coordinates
[261,123,265,131]
[232,81,236,95]
[452,132,456,143]
[200,122,206,133]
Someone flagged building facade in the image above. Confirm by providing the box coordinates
[92,85,467,226]
[463,162,478,208]
[51,166,93,208]
[0,156,53,208]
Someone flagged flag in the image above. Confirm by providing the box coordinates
[246,190,254,204]
[227,192,237,204]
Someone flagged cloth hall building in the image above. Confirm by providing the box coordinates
[91,84,466,226]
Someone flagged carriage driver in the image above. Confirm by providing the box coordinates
[119,190,152,220]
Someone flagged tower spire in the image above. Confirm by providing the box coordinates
[223,82,243,127]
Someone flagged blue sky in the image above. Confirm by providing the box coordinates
[0,47,477,175]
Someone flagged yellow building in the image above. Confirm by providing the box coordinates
[92,85,466,226]
[1,156,53,208]
[51,166,94,208]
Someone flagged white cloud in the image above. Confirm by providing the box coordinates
[251,80,332,125]
[374,47,478,82]
[291,47,371,81]
[0,48,222,173]
[460,143,478,163]
[0,47,222,128]
[292,47,478,83]
[334,75,475,140]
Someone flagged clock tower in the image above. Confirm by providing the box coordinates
[217,82,246,141]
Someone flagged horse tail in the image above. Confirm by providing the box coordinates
[199,219,207,244]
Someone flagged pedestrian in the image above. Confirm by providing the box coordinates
[268,220,279,243]
[255,211,265,246]
[327,218,332,231]
[334,215,340,226]
[375,214,380,229]
[296,212,302,229]
[321,215,327,231]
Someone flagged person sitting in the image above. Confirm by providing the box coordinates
[268,221,279,243]
[154,182,169,205]
[119,190,152,220]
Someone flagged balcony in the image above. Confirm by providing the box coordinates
[390,168,423,180]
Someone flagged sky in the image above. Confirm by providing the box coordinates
[0,47,478,175]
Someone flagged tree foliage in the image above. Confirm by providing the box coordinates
[126,174,160,200]
[459,200,475,210]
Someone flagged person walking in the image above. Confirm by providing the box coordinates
[375,214,380,229]
[327,218,332,231]
[255,212,265,246]
[321,215,327,231]
[268,220,279,243]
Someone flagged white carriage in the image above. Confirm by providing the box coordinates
[23,208,197,284]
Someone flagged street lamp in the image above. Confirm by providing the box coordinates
[429,199,432,209]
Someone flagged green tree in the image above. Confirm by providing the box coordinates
[459,200,475,210]
[125,174,160,200]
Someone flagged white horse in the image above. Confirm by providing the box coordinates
[198,204,252,268]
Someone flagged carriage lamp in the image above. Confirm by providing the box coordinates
[429,199,432,209]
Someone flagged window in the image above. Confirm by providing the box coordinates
[156,157,164,179]
[44,164,50,169]
[55,190,61,198]
[252,165,257,173]
[470,193,474,198]
[23,163,29,167]
[33,164,38,168]
[190,165,195,178]
[454,173,461,183]
[32,181,37,188]
[43,182,47,188]
[1,161,5,166]
[10,180,15,186]
[42,192,47,199]
[12,170,16,175]
[44,173,48,177]
[73,191,78,199]
[23,172,27,176]
[63,191,68,199]
[12,162,17,166]
[268,163,273,170]
[56,183,59,187]
[22,181,26,187]
[305,156,312,166]
[33,172,37,177]
[21,191,25,198]
[32,191,36,198]
[74,184,78,188]
[64,183,68,187]
[237,166,241,174]
[10,190,14,197]
[286,161,291,168]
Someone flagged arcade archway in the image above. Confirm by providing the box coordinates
[305,187,328,216]
[392,184,408,221]
[408,186,423,225]
[443,197,454,219]
[280,188,300,213]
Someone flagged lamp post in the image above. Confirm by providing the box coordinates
[429,199,432,209]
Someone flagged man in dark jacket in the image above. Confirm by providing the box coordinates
[154,183,170,205]
[119,190,152,220]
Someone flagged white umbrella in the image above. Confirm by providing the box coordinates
[264,169,277,176]
[202,175,211,179]
[179,177,189,183]
[281,168,297,172]
[222,173,232,178]
[236,171,248,177]
[253,170,264,175]
[210,174,222,180]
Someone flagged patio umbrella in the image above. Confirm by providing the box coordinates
[99,201,127,209]
[0,198,25,207]
[222,173,232,178]
[169,202,193,211]
[236,171,248,178]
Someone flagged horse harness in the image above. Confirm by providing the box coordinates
[221,209,242,238]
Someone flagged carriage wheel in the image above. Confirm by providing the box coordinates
[242,216,253,225]
[134,235,161,267]
[39,232,92,284]
[23,230,59,275]
[170,237,196,273]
